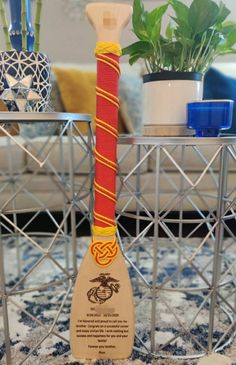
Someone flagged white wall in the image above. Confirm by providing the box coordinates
[1,0,236,64]
[39,0,135,63]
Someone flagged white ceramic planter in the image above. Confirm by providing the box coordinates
[142,72,203,136]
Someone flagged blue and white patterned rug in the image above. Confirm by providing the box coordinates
[0,235,236,365]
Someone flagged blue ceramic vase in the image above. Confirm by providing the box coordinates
[0,1,52,117]
[8,0,34,52]
[0,50,51,112]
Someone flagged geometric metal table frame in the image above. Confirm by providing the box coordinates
[117,136,236,360]
[0,112,93,365]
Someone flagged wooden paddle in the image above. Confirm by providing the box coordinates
[70,3,134,360]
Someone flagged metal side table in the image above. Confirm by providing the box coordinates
[117,136,236,360]
[0,112,93,365]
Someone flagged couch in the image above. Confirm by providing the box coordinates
[0,62,236,232]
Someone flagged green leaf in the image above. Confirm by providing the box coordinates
[165,22,174,40]
[132,0,148,40]
[218,49,236,55]
[122,41,152,56]
[129,54,142,65]
[169,0,189,24]
[216,1,230,24]
[189,0,219,34]
[169,0,192,38]
[222,32,236,49]
[161,41,183,71]
[215,22,236,52]
[170,16,192,40]
[222,21,236,28]
[148,3,168,28]
[147,4,168,42]
[221,21,236,36]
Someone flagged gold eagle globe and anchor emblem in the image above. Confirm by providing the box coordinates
[87,273,120,304]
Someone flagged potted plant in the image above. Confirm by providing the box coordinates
[0,0,51,112]
[123,0,236,136]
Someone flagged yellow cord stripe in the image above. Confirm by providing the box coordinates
[96,86,119,104]
[95,156,117,172]
[94,186,116,202]
[94,186,114,202]
[96,117,118,136]
[94,180,116,202]
[96,53,120,71]
[96,91,119,108]
[94,210,116,227]
[95,42,121,56]
[94,180,116,198]
[96,120,118,139]
[95,148,117,171]
[96,56,120,75]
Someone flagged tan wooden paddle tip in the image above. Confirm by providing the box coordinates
[85,3,132,42]
[197,353,232,365]
[70,248,134,359]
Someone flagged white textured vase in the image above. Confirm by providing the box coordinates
[142,72,203,136]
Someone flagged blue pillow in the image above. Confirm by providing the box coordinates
[204,68,236,134]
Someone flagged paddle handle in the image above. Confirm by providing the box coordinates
[86,3,132,231]
[86,3,132,42]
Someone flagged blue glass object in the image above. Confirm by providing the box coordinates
[8,0,34,51]
[187,100,234,137]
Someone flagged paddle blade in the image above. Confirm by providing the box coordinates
[70,246,134,359]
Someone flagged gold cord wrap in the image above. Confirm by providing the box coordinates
[90,236,119,267]
[95,41,121,56]
[92,224,117,237]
